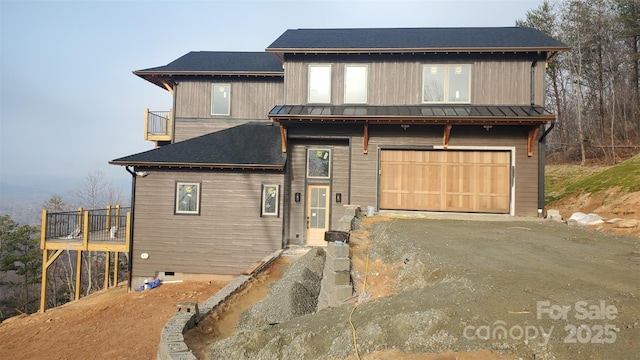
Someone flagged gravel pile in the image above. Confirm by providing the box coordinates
[237,247,326,331]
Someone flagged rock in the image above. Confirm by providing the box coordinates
[615,219,639,228]
[568,212,604,226]
[546,209,563,221]
[606,218,624,224]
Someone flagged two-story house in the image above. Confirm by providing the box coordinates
[110,27,568,287]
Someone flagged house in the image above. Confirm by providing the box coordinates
[110,27,569,287]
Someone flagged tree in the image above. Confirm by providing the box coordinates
[68,170,125,210]
[0,215,41,318]
[67,171,127,297]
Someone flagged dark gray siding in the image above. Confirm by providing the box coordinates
[131,170,284,279]
[349,125,539,217]
[283,54,545,106]
[284,138,350,246]
[174,77,283,141]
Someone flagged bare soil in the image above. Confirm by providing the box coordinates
[202,216,640,360]
[1,188,639,359]
[0,280,228,360]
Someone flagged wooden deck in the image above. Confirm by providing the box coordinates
[40,206,131,312]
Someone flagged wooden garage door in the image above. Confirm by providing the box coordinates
[380,150,511,213]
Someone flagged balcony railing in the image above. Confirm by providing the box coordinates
[144,108,172,143]
[40,205,131,252]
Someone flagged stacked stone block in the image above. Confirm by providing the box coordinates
[317,241,353,310]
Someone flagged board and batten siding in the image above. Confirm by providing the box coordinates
[349,125,540,216]
[283,54,545,106]
[284,139,350,246]
[172,77,283,141]
[131,170,284,278]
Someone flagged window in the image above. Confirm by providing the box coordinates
[175,182,201,215]
[261,184,279,216]
[211,84,230,115]
[308,65,331,103]
[423,65,471,103]
[307,149,331,179]
[344,65,368,104]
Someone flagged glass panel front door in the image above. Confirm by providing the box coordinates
[306,184,330,246]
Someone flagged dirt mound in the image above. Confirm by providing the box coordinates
[0,280,227,360]
[548,187,640,238]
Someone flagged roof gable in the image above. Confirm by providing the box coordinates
[110,122,286,169]
[266,27,569,53]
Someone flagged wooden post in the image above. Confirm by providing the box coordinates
[77,207,83,231]
[115,205,121,228]
[83,211,89,249]
[106,205,111,232]
[75,250,82,301]
[144,108,149,140]
[39,209,48,312]
[113,251,119,286]
[40,209,47,250]
[363,123,369,154]
[104,251,110,289]
[39,249,49,312]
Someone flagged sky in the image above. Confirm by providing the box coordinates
[0,0,544,195]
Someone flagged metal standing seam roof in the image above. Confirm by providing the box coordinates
[109,122,286,169]
[268,105,555,125]
[266,27,570,53]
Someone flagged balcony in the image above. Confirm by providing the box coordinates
[144,108,172,145]
[40,205,131,253]
[40,205,131,311]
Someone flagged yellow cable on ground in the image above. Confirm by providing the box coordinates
[348,218,397,360]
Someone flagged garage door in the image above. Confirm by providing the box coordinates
[379,150,511,213]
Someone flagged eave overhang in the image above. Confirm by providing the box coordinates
[132,70,284,91]
[265,46,570,60]
[268,105,555,125]
[108,161,284,171]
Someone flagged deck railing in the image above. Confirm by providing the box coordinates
[40,205,131,312]
[40,205,131,247]
[144,108,172,141]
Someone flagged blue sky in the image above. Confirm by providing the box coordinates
[0,0,543,194]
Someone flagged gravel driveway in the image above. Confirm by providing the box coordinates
[205,214,640,360]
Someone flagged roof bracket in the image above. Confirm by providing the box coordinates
[280,124,287,153]
[443,124,452,149]
[527,125,539,157]
[363,123,369,154]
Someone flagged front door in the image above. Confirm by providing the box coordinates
[306,185,330,246]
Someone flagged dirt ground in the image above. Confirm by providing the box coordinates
[201,216,639,360]
[1,191,638,359]
[0,280,228,360]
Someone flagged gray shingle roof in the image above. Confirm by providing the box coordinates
[110,122,286,169]
[267,27,569,52]
[134,51,283,75]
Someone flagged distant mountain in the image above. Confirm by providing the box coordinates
[0,182,55,225]
[0,177,131,226]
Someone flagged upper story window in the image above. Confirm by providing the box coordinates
[211,84,231,115]
[308,65,332,104]
[344,65,368,104]
[422,65,471,103]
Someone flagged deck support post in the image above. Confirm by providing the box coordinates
[113,251,119,286]
[75,250,82,301]
[104,251,111,289]
[39,250,49,313]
